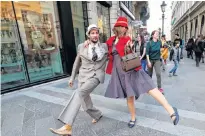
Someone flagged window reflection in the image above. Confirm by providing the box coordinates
[97,3,110,42]
[13,1,63,81]
[1,1,29,89]
[70,1,86,49]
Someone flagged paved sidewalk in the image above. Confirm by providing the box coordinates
[1,57,205,136]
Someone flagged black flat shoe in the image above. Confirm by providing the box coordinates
[170,107,179,125]
[128,119,136,128]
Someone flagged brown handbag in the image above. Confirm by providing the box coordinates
[121,45,141,72]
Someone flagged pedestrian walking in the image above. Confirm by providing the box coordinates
[173,34,183,62]
[146,30,164,94]
[161,35,169,71]
[185,38,194,59]
[105,17,179,128]
[201,36,205,63]
[133,34,147,72]
[169,42,180,77]
[180,39,185,59]
[193,34,204,67]
[49,24,108,135]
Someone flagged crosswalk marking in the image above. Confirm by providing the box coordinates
[21,89,205,136]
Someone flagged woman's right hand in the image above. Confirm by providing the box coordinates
[147,61,152,68]
[68,80,73,88]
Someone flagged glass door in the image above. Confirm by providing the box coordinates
[1,1,29,90]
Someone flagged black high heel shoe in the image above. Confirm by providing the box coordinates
[128,119,136,128]
[170,107,179,125]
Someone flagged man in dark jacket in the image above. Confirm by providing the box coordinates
[200,36,205,63]
[194,35,204,67]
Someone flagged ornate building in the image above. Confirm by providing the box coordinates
[134,1,150,35]
[87,1,136,40]
[171,1,205,42]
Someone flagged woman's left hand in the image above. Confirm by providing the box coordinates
[140,56,142,60]
[84,40,90,48]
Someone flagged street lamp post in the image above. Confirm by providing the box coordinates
[161,1,167,35]
[158,28,161,39]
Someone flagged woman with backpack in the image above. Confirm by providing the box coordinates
[185,38,194,59]
[146,30,164,94]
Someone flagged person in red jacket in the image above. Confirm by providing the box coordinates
[104,17,179,128]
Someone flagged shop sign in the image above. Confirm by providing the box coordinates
[131,20,143,27]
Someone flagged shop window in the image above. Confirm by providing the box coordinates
[97,3,110,42]
[70,1,86,49]
[13,1,64,82]
[1,1,29,90]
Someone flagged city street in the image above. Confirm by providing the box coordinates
[1,57,205,136]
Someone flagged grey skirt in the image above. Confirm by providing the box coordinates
[105,53,156,99]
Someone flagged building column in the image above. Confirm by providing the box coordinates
[197,15,202,36]
[184,24,187,42]
[203,14,205,36]
[187,21,191,39]
[109,1,119,35]
[192,19,195,38]
[179,26,181,37]
[87,2,98,25]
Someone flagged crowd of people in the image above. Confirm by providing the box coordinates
[134,32,205,79]
[49,16,180,135]
[185,34,205,67]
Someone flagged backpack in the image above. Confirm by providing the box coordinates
[194,45,202,53]
[186,43,192,50]
[169,48,174,61]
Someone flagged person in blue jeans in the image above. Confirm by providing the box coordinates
[134,34,147,72]
[169,43,180,77]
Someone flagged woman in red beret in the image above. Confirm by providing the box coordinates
[104,17,179,128]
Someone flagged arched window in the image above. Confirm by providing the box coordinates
[200,15,204,34]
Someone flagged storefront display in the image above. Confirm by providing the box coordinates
[1,1,87,93]
[1,1,65,91]
[97,3,110,42]
[13,1,63,82]
[1,2,29,89]
[70,1,86,49]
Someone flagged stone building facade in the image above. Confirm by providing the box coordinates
[171,1,205,42]
[86,1,136,40]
